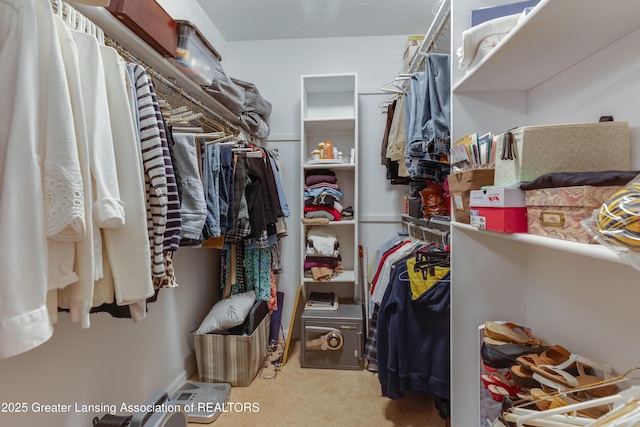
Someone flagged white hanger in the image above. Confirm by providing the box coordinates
[171,126,204,134]
[506,382,640,427]
[50,0,63,16]
[63,3,75,27]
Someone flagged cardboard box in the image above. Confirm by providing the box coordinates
[470,187,526,208]
[403,35,425,67]
[525,185,622,243]
[470,207,528,233]
[447,169,495,224]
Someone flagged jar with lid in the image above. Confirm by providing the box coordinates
[311,150,321,161]
[322,140,334,159]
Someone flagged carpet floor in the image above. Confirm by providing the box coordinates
[188,340,450,427]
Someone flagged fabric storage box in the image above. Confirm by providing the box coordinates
[470,207,528,233]
[494,122,631,186]
[470,0,541,27]
[173,21,222,86]
[525,185,623,243]
[194,304,270,387]
[107,0,177,58]
[447,169,495,224]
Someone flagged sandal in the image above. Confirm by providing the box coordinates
[510,345,573,388]
[548,394,611,419]
[531,353,618,398]
[484,321,545,347]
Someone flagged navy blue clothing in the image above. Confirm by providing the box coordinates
[376,261,450,400]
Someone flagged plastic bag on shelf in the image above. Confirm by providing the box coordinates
[581,172,640,270]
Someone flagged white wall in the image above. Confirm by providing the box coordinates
[222,36,411,334]
[0,248,219,427]
[527,26,640,168]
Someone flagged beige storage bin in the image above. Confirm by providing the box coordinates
[495,122,630,186]
[193,313,270,387]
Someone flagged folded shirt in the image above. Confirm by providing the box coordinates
[520,170,639,190]
[304,206,341,221]
[305,174,337,186]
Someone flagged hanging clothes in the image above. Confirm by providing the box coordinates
[129,64,169,278]
[377,260,450,400]
[98,45,154,314]
[0,0,53,359]
[171,133,208,241]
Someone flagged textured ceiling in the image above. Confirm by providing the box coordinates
[197,0,446,41]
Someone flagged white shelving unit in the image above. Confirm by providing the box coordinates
[300,73,360,302]
[450,1,640,426]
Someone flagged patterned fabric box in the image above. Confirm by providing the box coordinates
[495,122,630,186]
[525,186,622,243]
[194,313,270,386]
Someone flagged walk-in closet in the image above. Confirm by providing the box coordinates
[3,0,640,426]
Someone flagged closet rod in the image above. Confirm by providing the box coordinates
[105,37,239,136]
[406,0,451,73]
[67,2,245,134]
[380,0,450,95]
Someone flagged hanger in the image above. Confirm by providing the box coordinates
[63,2,75,27]
[206,134,235,145]
[378,94,398,109]
[172,126,204,134]
[50,0,63,16]
[505,369,640,427]
[413,250,450,279]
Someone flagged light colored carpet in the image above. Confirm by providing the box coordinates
[189,340,449,427]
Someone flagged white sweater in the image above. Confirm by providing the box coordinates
[0,0,54,359]
[100,45,154,318]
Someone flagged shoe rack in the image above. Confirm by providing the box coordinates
[449,0,640,425]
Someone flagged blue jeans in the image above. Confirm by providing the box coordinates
[424,53,451,155]
[202,143,221,238]
[219,145,234,234]
[172,133,207,240]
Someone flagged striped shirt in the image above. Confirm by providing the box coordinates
[148,88,182,252]
[131,64,168,277]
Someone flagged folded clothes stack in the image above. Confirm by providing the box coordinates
[303,169,344,222]
[304,226,342,281]
[479,321,623,426]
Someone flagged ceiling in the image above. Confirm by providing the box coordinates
[197,0,446,42]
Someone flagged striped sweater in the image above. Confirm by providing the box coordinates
[131,64,169,277]
[148,84,182,252]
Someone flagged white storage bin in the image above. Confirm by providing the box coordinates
[173,21,221,86]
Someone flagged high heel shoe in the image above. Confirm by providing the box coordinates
[483,372,527,402]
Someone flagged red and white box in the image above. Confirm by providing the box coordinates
[469,187,527,233]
